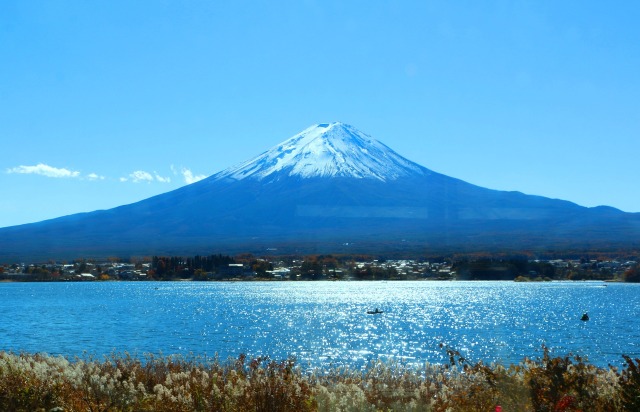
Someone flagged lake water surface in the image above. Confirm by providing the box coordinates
[1,281,638,369]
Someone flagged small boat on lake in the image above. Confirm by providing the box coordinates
[367,308,383,314]
[581,312,589,321]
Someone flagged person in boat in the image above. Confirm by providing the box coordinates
[581,312,589,321]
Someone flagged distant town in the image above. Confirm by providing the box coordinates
[2,253,639,283]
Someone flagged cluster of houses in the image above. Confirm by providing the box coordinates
[544,258,637,272]
[1,261,150,281]
[0,257,636,281]
[259,259,453,280]
[0,258,454,281]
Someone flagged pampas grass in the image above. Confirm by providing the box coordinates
[1,348,638,411]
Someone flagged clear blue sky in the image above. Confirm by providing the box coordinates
[2,1,639,228]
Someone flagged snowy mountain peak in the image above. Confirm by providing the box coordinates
[215,122,429,181]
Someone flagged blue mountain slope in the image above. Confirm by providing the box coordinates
[1,123,638,260]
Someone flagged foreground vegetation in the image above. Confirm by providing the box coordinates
[2,347,640,411]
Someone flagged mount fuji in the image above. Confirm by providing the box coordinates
[215,122,428,182]
[1,122,639,260]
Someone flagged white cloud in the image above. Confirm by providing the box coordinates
[154,172,171,183]
[128,170,154,183]
[86,173,105,181]
[181,168,207,184]
[121,170,172,183]
[8,163,195,185]
[7,163,81,178]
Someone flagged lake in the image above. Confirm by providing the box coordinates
[1,281,638,369]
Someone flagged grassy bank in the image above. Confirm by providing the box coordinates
[1,348,639,411]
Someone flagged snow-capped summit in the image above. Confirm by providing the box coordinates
[215,122,429,182]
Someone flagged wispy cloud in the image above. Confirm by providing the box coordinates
[124,170,153,183]
[8,163,175,185]
[155,173,171,183]
[86,173,106,181]
[120,170,171,183]
[180,167,207,184]
[7,163,81,178]
[170,165,207,184]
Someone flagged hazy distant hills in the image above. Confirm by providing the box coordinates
[1,122,639,261]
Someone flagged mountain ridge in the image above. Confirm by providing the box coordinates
[1,122,638,261]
